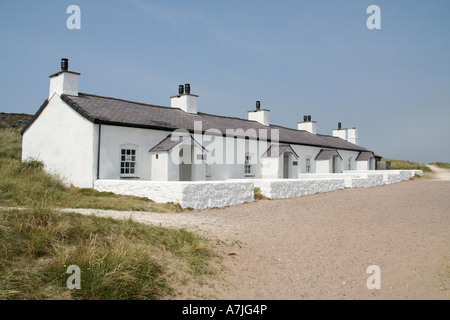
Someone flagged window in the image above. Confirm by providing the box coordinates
[121,149,136,176]
[348,158,352,170]
[306,157,311,173]
[244,154,254,176]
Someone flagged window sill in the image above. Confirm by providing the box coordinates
[244,175,255,178]
[120,176,140,179]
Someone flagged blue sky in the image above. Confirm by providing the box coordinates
[0,0,449,163]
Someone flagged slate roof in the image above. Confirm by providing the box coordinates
[315,149,342,161]
[22,93,373,153]
[262,144,299,158]
[149,134,206,152]
[149,135,188,152]
[356,151,374,161]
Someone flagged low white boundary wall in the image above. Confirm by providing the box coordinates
[94,180,254,210]
[94,170,422,209]
[257,178,345,199]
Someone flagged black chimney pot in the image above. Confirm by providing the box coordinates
[185,83,191,94]
[61,58,69,71]
[307,115,311,122]
[178,85,184,95]
[303,115,308,122]
[256,101,261,110]
[338,122,342,130]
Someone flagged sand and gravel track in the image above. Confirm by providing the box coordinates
[69,177,450,300]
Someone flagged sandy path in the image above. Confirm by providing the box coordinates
[68,180,450,300]
[427,165,450,181]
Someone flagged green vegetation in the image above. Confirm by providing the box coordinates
[430,162,450,169]
[0,112,33,129]
[382,158,432,173]
[0,128,214,299]
[254,187,269,200]
[0,208,212,299]
[0,128,183,212]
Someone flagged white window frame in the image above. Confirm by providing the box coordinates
[120,145,138,177]
[244,153,255,177]
[306,157,311,173]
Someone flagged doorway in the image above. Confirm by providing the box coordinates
[283,152,290,179]
[332,155,340,173]
[179,145,193,181]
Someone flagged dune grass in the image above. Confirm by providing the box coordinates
[0,207,212,300]
[382,158,432,173]
[430,162,450,169]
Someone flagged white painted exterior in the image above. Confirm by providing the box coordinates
[94,179,254,210]
[333,128,358,145]
[298,121,317,134]
[170,94,198,114]
[347,128,358,145]
[49,71,79,98]
[333,129,347,140]
[248,109,270,126]
[356,157,376,171]
[22,94,95,188]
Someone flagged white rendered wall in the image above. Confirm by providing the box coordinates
[95,169,420,209]
[338,150,359,171]
[297,121,317,134]
[22,95,95,188]
[257,178,345,199]
[347,128,358,145]
[290,145,319,174]
[332,129,348,140]
[170,94,199,114]
[315,159,331,173]
[248,110,270,126]
[94,180,254,210]
[49,72,79,98]
[356,160,369,171]
[98,125,170,181]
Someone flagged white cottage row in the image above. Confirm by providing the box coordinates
[22,59,378,189]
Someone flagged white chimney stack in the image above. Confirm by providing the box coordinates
[248,101,270,126]
[333,122,358,145]
[297,115,317,134]
[170,84,198,114]
[49,58,80,98]
[347,127,358,145]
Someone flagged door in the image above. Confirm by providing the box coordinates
[332,155,339,173]
[179,146,193,181]
[283,152,290,179]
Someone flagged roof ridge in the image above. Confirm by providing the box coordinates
[77,92,177,111]
[78,92,267,125]
[66,92,370,152]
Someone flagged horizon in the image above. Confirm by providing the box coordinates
[0,0,449,163]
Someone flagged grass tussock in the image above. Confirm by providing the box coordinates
[254,188,269,201]
[382,158,432,173]
[0,208,212,300]
[0,128,182,212]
